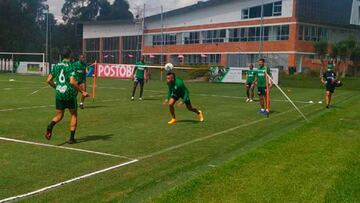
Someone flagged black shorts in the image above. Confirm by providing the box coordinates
[326,85,335,93]
[258,87,267,96]
[246,82,254,87]
[171,95,191,105]
[134,78,145,87]
[56,98,77,110]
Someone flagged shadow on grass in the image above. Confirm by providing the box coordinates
[58,134,114,146]
[176,120,201,124]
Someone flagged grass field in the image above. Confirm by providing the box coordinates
[0,73,359,202]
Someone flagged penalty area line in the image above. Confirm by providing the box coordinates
[0,159,138,203]
[0,136,134,160]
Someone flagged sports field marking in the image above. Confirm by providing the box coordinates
[138,103,314,160]
[0,136,134,160]
[0,159,138,203]
[0,94,164,112]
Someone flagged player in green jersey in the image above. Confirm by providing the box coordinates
[255,58,272,115]
[245,64,256,102]
[45,49,89,144]
[72,54,87,109]
[163,72,204,124]
[131,56,147,101]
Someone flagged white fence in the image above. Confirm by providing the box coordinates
[0,58,14,72]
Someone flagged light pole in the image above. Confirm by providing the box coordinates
[45,5,49,65]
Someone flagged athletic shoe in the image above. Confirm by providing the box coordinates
[131,97,135,101]
[68,139,77,144]
[79,103,84,109]
[45,127,52,140]
[168,118,177,125]
[139,98,143,101]
[198,110,204,122]
[250,99,254,103]
[258,109,266,115]
[246,98,250,102]
[326,105,330,109]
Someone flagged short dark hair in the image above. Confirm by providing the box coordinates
[62,49,72,59]
[166,72,176,77]
[258,58,265,63]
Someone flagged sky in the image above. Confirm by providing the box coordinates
[47,0,201,22]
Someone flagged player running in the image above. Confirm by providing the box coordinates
[321,63,337,109]
[255,58,272,115]
[163,72,204,124]
[45,49,89,144]
[131,56,147,101]
[245,64,256,102]
[72,54,87,109]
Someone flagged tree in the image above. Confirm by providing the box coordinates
[313,40,328,75]
[331,36,357,78]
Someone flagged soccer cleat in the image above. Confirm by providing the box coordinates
[250,99,254,103]
[79,103,84,109]
[168,118,177,125]
[131,97,135,101]
[68,139,77,144]
[139,98,143,101]
[198,110,204,122]
[246,98,250,103]
[45,127,52,140]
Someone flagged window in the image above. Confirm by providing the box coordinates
[242,1,282,19]
[249,6,262,18]
[273,1,282,16]
[229,29,240,42]
[164,34,177,45]
[280,25,289,40]
[183,32,200,44]
[240,28,248,41]
[202,29,226,43]
[242,9,249,19]
[85,38,100,63]
[152,35,162,46]
[103,37,119,64]
[298,25,304,40]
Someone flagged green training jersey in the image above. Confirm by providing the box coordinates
[134,61,147,79]
[51,60,77,101]
[246,69,256,83]
[72,61,87,83]
[167,77,190,102]
[256,65,271,88]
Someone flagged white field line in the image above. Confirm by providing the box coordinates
[0,159,138,203]
[0,136,133,160]
[0,93,349,202]
[138,103,315,160]
[91,86,321,104]
[0,94,164,112]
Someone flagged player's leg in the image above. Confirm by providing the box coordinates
[79,83,86,109]
[131,80,139,100]
[139,79,144,100]
[46,101,65,140]
[245,84,250,102]
[68,108,78,144]
[168,97,177,124]
[250,84,255,101]
[185,100,204,122]
[258,87,266,114]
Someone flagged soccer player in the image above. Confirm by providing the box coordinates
[45,49,89,144]
[245,64,256,102]
[321,63,337,109]
[164,72,204,124]
[72,54,87,109]
[131,56,147,101]
[255,58,272,115]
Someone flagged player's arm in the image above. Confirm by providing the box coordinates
[70,76,88,97]
[321,73,326,84]
[47,74,56,89]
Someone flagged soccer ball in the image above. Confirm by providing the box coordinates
[164,63,174,71]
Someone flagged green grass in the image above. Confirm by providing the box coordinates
[0,73,359,202]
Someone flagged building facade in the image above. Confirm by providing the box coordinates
[82,0,360,71]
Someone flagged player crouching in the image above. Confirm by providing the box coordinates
[163,72,204,124]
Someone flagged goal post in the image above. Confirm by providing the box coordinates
[0,52,47,76]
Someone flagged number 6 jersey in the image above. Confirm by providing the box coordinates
[51,60,77,101]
